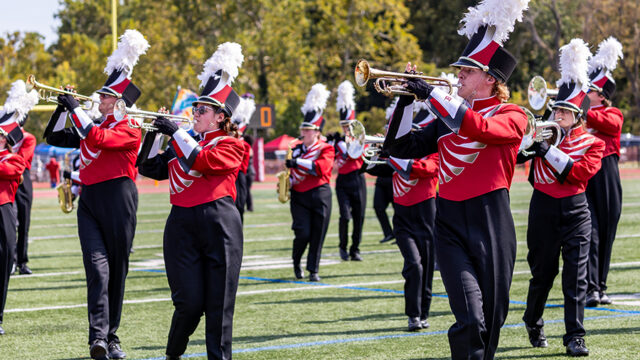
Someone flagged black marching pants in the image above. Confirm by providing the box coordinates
[291,184,332,273]
[374,176,393,238]
[234,171,247,223]
[523,190,591,345]
[77,177,138,344]
[393,198,435,319]
[164,197,243,360]
[0,204,16,324]
[245,170,254,212]
[15,168,32,265]
[585,154,622,293]
[435,189,517,360]
[336,171,367,256]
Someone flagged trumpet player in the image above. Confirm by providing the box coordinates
[333,80,366,261]
[382,0,530,358]
[287,84,334,282]
[519,40,604,356]
[0,82,36,335]
[584,38,625,307]
[138,42,245,360]
[42,30,148,360]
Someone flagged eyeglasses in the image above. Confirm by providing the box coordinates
[192,105,212,115]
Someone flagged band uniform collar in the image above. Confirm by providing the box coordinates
[201,129,227,142]
[470,96,501,112]
[590,104,605,110]
[0,148,8,156]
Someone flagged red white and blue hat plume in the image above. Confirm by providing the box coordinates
[336,80,356,126]
[452,0,530,82]
[97,29,149,106]
[195,42,244,117]
[231,95,256,134]
[300,83,330,131]
[0,80,38,145]
[553,38,592,114]
[588,37,623,99]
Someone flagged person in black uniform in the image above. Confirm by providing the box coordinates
[0,85,34,334]
[519,39,604,357]
[231,93,256,223]
[43,30,149,360]
[333,80,366,261]
[382,1,530,358]
[374,102,398,244]
[584,37,625,307]
[287,83,335,282]
[139,42,245,360]
[244,134,256,212]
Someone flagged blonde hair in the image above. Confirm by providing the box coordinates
[492,81,510,103]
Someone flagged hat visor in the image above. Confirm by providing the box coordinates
[192,97,224,109]
[299,123,320,130]
[551,101,581,113]
[451,57,489,72]
[338,120,354,127]
[96,87,122,98]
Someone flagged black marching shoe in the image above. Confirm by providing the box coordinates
[166,356,181,360]
[339,248,349,261]
[599,291,612,305]
[586,291,600,307]
[108,340,126,359]
[380,234,395,243]
[525,325,548,348]
[89,339,108,360]
[293,265,303,280]
[408,317,422,332]
[566,337,589,357]
[350,253,362,261]
[309,272,320,282]
[18,263,32,275]
[0,325,5,335]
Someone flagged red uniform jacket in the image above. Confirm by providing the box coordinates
[0,149,26,205]
[168,129,244,207]
[13,130,36,170]
[388,153,439,206]
[335,140,364,175]
[45,159,60,182]
[77,114,141,185]
[290,139,335,192]
[534,126,605,198]
[433,96,528,201]
[240,140,252,174]
[586,105,623,158]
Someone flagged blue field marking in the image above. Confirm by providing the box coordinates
[132,312,640,360]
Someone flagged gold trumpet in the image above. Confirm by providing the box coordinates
[355,59,459,97]
[26,75,97,110]
[113,99,194,132]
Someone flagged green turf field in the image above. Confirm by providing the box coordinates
[2,178,639,360]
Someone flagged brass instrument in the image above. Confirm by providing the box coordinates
[528,76,559,111]
[56,150,76,214]
[519,107,563,156]
[113,99,194,131]
[346,120,386,165]
[26,75,97,110]
[276,138,300,203]
[355,59,460,97]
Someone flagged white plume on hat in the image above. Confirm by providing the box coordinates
[385,97,399,120]
[301,83,330,114]
[588,37,623,73]
[104,29,150,77]
[198,42,244,89]
[556,38,592,90]
[336,80,355,112]
[458,0,530,45]
[84,93,102,120]
[0,79,39,119]
[232,96,256,125]
[413,99,429,114]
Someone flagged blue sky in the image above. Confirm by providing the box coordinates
[1,1,62,46]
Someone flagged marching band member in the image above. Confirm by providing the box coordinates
[43,30,149,360]
[231,93,256,223]
[0,93,32,335]
[287,84,334,282]
[375,101,398,244]
[584,38,625,307]
[334,81,366,261]
[138,42,245,360]
[388,103,438,332]
[520,39,604,356]
[383,0,530,357]
[0,80,38,275]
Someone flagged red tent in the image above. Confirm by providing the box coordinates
[264,134,297,152]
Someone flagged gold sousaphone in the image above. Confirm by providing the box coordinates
[354,59,459,97]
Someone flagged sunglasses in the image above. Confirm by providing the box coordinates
[192,105,213,115]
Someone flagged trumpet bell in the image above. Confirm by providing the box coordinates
[345,120,386,164]
[528,76,559,111]
[354,60,370,87]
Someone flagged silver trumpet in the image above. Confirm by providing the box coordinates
[113,99,194,131]
[528,75,558,111]
[345,120,386,165]
[519,107,563,156]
